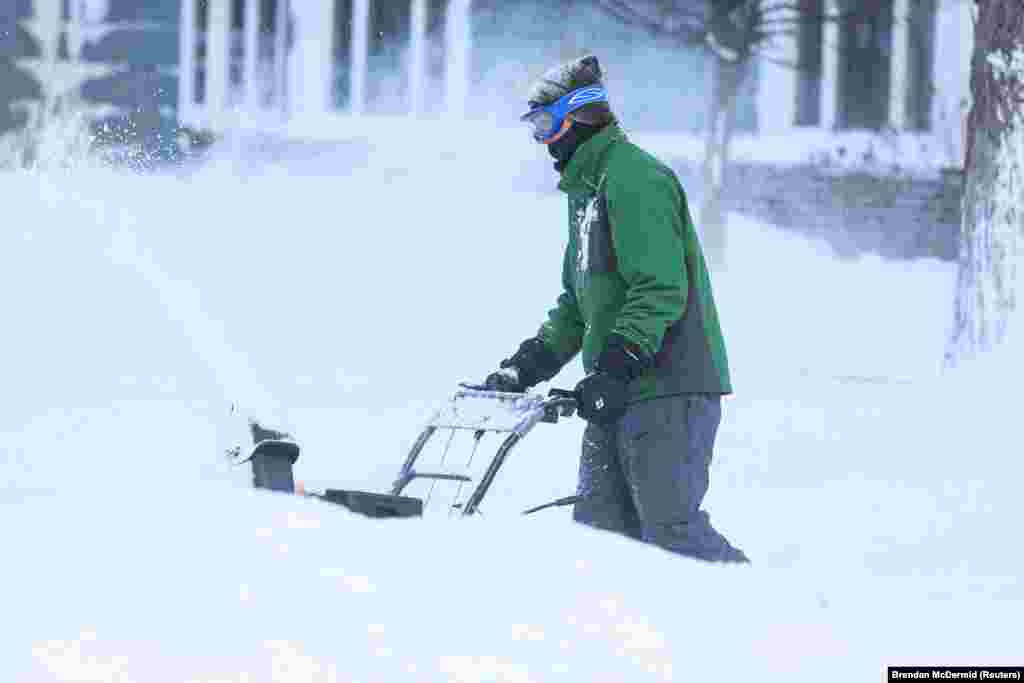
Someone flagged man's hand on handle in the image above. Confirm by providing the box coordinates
[574,333,653,425]
[472,337,563,394]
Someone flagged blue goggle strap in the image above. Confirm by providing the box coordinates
[519,86,609,123]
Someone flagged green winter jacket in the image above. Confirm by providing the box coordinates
[538,123,733,401]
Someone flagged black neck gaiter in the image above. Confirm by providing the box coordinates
[548,122,603,173]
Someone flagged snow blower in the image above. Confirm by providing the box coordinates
[236,387,580,518]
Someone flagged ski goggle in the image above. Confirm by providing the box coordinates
[519,86,609,143]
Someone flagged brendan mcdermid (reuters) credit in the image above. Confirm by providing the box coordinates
[889,668,1023,680]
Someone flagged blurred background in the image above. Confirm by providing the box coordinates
[0,1,971,144]
[0,0,975,264]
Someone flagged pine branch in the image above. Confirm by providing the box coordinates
[592,0,707,47]
[756,1,854,23]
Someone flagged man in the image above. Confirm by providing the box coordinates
[483,55,748,563]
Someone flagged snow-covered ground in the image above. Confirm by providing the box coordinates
[2,123,1021,682]
[632,127,959,177]
[225,110,960,177]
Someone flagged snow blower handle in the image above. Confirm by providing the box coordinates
[548,388,579,402]
[544,388,579,421]
[548,389,581,401]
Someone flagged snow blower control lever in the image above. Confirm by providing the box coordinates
[546,388,580,416]
[241,388,580,518]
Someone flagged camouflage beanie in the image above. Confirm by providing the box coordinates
[526,55,616,127]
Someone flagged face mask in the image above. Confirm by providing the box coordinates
[547,127,577,171]
[547,122,601,172]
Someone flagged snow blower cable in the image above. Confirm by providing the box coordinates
[522,495,583,515]
[425,427,458,509]
[449,429,486,517]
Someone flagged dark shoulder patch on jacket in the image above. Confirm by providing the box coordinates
[575,189,616,275]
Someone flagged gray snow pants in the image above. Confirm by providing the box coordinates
[572,393,749,563]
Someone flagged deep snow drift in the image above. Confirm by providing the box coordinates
[2,122,1022,682]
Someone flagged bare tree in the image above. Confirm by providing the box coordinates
[945,0,1024,366]
[593,0,849,268]
[560,0,585,61]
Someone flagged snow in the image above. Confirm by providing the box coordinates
[2,121,1022,682]
[80,0,110,24]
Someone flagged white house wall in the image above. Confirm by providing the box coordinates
[243,0,261,111]
[763,0,973,144]
[889,0,910,129]
[820,0,840,130]
[289,0,335,120]
[444,0,472,118]
[205,0,232,125]
[178,0,196,124]
[933,0,974,166]
[350,0,370,115]
[754,5,798,135]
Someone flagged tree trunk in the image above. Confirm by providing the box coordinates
[700,54,745,271]
[945,0,1024,366]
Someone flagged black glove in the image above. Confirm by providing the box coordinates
[482,366,526,392]
[482,337,562,392]
[574,334,653,425]
[574,372,628,425]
